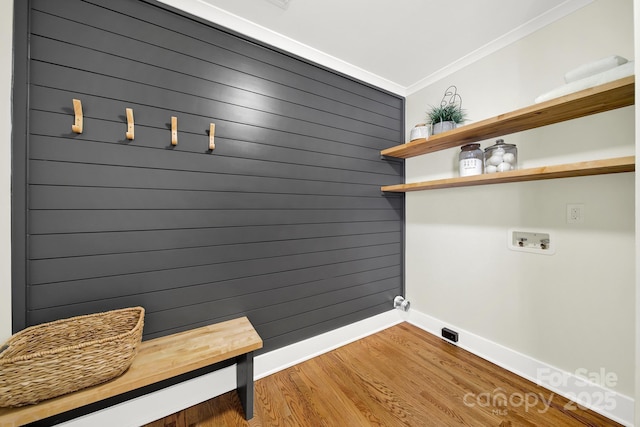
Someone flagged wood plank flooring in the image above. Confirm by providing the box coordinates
[145,322,622,426]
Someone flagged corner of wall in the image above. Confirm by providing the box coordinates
[1,0,14,342]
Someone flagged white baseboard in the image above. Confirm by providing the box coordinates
[255,309,403,379]
[60,310,402,426]
[403,309,634,427]
[57,308,633,427]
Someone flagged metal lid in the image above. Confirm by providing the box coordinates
[484,138,516,152]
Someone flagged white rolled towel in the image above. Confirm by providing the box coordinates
[535,61,634,104]
[564,55,628,83]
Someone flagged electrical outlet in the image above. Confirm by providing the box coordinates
[567,203,584,223]
[442,328,458,343]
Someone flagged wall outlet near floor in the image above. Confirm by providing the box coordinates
[442,328,459,343]
[566,203,584,223]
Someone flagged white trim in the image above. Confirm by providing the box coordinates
[255,310,402,379]
[58,310,402,426]
[155,0,406,95]
[405,0,595,95]
[403,309,634,427]
[156,0,593,97]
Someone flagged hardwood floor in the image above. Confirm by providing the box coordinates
[145,323,622,426]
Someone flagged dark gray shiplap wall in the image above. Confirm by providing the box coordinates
[13,0,404,353]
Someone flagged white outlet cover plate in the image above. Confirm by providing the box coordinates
[566,203,584,223]
[507,228,555,255]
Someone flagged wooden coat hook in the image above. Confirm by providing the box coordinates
[209,123,215,151]
[71,99,83,134]
[125,108,134,140]
[171,116,178,146]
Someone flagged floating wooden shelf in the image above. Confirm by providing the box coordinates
[381,76,635,159]
[381,156,635,192]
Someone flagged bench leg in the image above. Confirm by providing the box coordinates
[236,352,254,420]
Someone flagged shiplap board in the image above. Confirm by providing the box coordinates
[14,0,405,355]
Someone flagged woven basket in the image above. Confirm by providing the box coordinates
[0,306,144,407]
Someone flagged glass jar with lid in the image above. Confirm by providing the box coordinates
[458,143,483,177]
[484,139,517,173]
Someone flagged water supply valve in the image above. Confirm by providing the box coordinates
[393,296,410,312]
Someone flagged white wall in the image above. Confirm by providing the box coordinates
[1,0,14,342]
[405,0,635,398]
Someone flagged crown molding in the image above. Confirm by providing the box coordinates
[157,0,594,98]
[155,0,406,95]
[405,0,595,95]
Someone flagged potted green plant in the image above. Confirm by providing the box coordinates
[426,85,467,135]
[426,103,467,135]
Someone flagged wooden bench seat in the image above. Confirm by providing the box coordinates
[0,316,263,427]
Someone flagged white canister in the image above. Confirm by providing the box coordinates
[409,124,430,141]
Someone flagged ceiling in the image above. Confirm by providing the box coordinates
[162,0,594,94]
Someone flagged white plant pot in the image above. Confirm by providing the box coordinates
[432,121,456,135]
